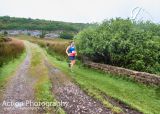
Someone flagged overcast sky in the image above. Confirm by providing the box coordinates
[0,0,160,23]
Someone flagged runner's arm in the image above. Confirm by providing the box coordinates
[66,46,70,56]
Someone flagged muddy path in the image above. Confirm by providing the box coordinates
[0,41,36,114]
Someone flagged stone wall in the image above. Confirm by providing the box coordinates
[84,61,160,86]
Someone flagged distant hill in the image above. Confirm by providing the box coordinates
[0,16,90,32]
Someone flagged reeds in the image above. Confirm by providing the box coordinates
[0,38,25,66]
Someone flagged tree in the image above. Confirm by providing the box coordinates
[3,31,8,36]
[60,31,74,39]
[40,30,46,38]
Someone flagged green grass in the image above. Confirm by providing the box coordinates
[46,52,160,114]
[0,52,26,94]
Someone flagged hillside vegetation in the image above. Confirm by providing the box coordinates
[0,16,90,32]
[76,18,160,74]
[0,35,25,66]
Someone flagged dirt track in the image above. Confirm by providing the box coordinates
[0,41,142,114]
[0,41,112,114]
[0,41,36,114]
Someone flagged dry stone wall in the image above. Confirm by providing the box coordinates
[84,61,160,86]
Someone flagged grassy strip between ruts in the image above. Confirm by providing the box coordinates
[29,43,65,114]
[45,50,160,114]
[0,51,26,99]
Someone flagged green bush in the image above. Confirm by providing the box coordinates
[3,31,8,36]
[76,18,160,74]
[39,30,46,38]
[60,31,74,39]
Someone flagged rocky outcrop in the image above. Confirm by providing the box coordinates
[84,61,160,86]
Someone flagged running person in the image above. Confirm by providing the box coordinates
[66,41,77,71]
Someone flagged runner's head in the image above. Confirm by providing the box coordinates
[69,41,74,47]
